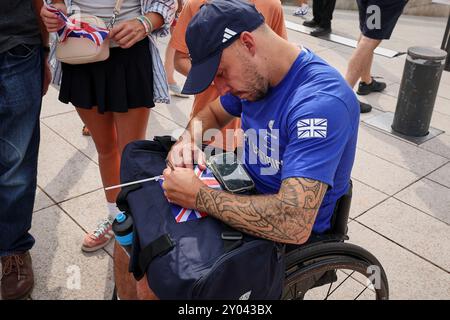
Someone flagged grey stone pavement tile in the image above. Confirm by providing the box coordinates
[435,96,450,117]
[357,91,398,113]
[41,110,98,163]
[385,82,450,116]
[313,47,352,76]
[427,162,450,188]
[347,222,450,299]
[356,198,450,271]
[382,82,401,99]
[30,206,114,300]
[359,108,384,123]
[351,149,420,195]
[369,55,407,85]
[286,27,338,54]
[430,110,450,134]
[357,125,449,176]
[147,109,185,139]
[395,178,450,225]
[349,179,389,219]
[37,124,103,203]
[440,66,450,87]
[41,86,74,119]
[59,189,110,235]
[421,132,450,160]
[153,96,193,129]
[438,81,450,101]
[34,187,56,213]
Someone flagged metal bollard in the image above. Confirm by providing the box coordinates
[392,47,447,137]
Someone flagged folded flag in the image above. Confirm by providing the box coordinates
[43,0,109,46]
[159,166,221,223]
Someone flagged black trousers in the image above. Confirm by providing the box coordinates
[313,0,337,28]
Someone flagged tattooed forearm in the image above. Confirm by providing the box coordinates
[195,178,327,244]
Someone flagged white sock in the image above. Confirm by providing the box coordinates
[107,202,121,221]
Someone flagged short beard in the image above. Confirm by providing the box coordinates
[234,46,269,101]
[243,65,269,101]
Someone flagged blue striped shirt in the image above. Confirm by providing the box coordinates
[48,0,176,104]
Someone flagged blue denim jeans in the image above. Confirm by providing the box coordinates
[0,44,43,256]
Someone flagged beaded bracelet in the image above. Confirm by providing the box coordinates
[136,16,150,35]
[140,15,154,34]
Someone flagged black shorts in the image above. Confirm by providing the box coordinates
[59,37,155,114]
[357,0,408,40]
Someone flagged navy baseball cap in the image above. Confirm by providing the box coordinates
[181,0,265,95]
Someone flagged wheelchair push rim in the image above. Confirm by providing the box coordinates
[282,243,389,300]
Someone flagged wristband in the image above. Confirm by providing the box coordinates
[136,16,150,34]
[141,15,154,34]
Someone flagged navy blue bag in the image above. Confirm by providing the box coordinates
[116,137,285,300]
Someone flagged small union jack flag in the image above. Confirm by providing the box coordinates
[43,1,109,46]
[159,166,221,223]
[297,118,328,139]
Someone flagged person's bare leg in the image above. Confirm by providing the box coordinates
[345,35,381,89]
[136,275,158,299]
[113,107,150,155]
[353,34,376,85]
[113,242,138,300]
[113,242,159,299]
[112,107,153,299]
[360,50,374,84]
[75,108,120,203]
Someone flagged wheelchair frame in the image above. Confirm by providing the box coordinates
[281,181,389,300]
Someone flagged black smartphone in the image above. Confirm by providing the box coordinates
[206,152,255,194]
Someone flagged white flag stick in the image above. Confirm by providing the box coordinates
[104,175,163,191]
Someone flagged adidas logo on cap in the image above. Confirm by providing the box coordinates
[222,27,237,43]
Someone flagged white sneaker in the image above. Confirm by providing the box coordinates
[293,5,309,17]
[169,83,189,98]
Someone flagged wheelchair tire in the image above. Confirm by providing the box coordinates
[282,242,389,300]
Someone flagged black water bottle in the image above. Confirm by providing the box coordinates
[112,212,133,255]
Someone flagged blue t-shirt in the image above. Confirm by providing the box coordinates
[220,48,360,234]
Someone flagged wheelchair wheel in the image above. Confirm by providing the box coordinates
[282,242,389,300]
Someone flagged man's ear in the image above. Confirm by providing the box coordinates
[239,31,256,56]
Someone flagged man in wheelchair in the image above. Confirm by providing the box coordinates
[162,0,360,247]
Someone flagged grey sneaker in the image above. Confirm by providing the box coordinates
[169,83,189,98]
[81,218,114,252]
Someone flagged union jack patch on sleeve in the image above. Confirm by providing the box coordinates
[297,118,328,139]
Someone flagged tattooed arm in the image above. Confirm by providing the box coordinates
[195,177,327,245]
